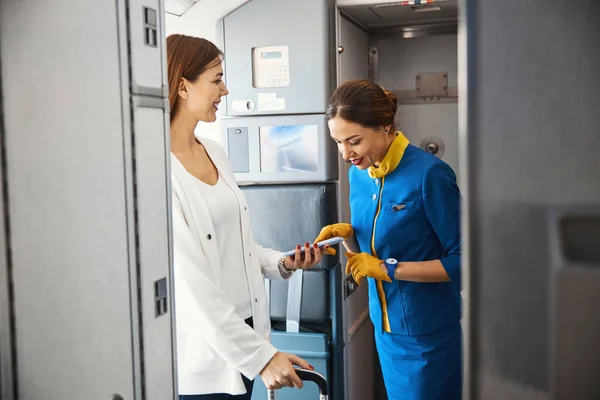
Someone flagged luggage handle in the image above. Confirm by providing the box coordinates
[267,368,328,400]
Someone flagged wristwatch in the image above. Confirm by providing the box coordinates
[278,254,294,277]
[384,258,397,280]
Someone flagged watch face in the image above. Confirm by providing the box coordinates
[386,258,398,265]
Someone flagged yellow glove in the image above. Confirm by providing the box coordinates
[313,223,354,255]
[345,252,392,285]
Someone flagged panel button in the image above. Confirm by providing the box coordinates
[145,27,157,47]
[227,127,250,172]
[144,7,157,27]
[154,278,168,318]
[372,193,377,201]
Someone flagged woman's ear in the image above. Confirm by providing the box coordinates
[382,125,392,134]
[177,77,189,100]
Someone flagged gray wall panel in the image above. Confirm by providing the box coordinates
[0,44,15,400]
[223,0,331,115]
[241,183,338,322]
[1,0,136,398]
[241,184,339,266]
[464,1,600,399]
[133,105,175,400]
[336,13,378,400]
[377,34,459,181]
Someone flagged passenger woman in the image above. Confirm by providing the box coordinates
[167,34,322,400]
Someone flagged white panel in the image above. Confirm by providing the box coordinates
[377,34,460,182]
[130,0,165,92]
[0,0,135,398]
[133,105,175,400]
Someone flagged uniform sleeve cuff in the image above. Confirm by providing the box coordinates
[384,258,398,280]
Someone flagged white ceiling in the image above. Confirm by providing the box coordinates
[164,0,199,17]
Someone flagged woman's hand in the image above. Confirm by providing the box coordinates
[313,223,354,255]
[345,252,391,285]
[259,351,313,389]
[284,242,323,271]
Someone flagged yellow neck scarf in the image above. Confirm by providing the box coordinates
[368,132,410,179]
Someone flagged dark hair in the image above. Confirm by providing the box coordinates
[166,34,224,122]
[326,79,398,133]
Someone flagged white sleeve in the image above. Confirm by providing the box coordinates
[257,243,289,280]
[172,195,277,378]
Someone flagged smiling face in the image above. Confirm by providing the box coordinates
[178,58,229,123]
[328,116,395,170]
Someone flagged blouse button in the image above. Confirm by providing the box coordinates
[207,234,212,240]
[371,193,377,201]
[375,178,379,186]
[254,298,258,303]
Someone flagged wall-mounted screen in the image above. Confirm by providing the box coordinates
[259,125,319,173]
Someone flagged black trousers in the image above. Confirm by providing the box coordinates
[180,317,255,400]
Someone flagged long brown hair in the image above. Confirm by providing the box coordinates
[326,79,398,133]
[166,34,224,122]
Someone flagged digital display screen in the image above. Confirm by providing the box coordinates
[261,51,282,60]
[259,125,319,173]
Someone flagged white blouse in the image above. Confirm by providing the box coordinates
[193,175,252,319]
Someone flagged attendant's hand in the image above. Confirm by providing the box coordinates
[345,252,391,285]
[284,242,323,271]
[313,223,354,255]
[259,352,314,390]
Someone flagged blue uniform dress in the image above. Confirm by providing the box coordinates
[349,132,462,400]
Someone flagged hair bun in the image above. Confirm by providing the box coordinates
[383,88,398,114]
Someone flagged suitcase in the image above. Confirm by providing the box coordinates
[251,331,329,399]
[267,368,328,400]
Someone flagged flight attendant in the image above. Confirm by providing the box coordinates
[315,79,462,399]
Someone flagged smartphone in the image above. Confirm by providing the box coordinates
[283,236,344,257]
